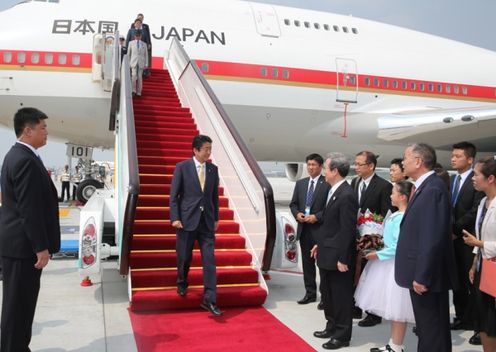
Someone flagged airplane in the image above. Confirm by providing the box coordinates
[0,0,495,185]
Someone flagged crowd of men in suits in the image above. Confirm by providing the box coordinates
[290,142,484,351]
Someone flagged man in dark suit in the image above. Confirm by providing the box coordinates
[130,13,152,73]
[290,153,330,306]
[312,152,358,350]
[351,150,393,327]
[170,134,221,316]
[395,143,457,352]
[450,141,484,344]
[0,107,61,351]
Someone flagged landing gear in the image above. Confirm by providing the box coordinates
[76,179,104,204]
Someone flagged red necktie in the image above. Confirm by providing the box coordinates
[409,184,417,202]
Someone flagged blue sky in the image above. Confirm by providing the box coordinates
[1,0,495,167]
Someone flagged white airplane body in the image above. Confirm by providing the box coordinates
[1,0,496,166]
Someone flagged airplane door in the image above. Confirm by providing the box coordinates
[250,3,281,38]
[335,58,358,103]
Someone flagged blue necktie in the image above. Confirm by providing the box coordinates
[452,175,461,206]
[306,180,315,207]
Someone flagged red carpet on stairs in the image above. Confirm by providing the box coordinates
[129,68,267,312]
[129,307,316,352]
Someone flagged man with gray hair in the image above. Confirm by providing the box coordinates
[395,143,457,352]
[311,152,358,350]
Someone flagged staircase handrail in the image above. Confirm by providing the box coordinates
[108,30,120,132]
[116,54,140,276]
[166,39,276,272]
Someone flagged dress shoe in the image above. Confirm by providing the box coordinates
[322,338,350,350]
[469,332,481,345]
[297,294,316,304]
[176,286,186,297]
[370,345,404,352]
[317,301,324,310]
[450,318,471,330]
[313,329,333,339]
[200,301,223,317]
[412,326,417,335]
[352,306,363,319]
[358,314,382,327]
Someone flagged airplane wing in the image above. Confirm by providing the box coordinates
[377,106,496,152]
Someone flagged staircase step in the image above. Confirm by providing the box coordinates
[136,195,229,207]
[135,206,234,221]
[137,140,191,150]
[130,250,252,268]
[136,147,192,158]
[135,120,196,129]
[131,267,258,288]
[131,233,243,250]
[130,286,267,312]
[138,155,189,165]
[138,164,175,174]
[135,126,199,136]
[133,219,235,234]
[139,184,225,195]
[136,134,193,143]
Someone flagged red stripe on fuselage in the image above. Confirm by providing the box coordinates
[1,49,495,102]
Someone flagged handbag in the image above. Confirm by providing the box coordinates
[480,257,496,298]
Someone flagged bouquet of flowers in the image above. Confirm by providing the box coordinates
[356,210,385,252]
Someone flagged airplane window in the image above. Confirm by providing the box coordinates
[3,52,12,63]
[453,85,459,94]
[393,80,398,89]
[374,78,379,87]
[462,87,468,95]
[428,83,434,92]
[72,55,80,66]
[58,54,67,65]
[410,82,416,90]
[17,52,26,64]
[342,26,349,33]
[402,81,407,89]
[437,84,442,93]
[333,25,339,32]
[445,85,451,93]
[352,28,358,34]
[364,77,370,86]
[201,63,209,72]
[44,53,53,64]
[284,19,290,26]
[314,23,320,30]
[282,69,289,79]
[260,67,268,77]
[271,68,278,78]
[349,76,356,85]
[304,21,310,28]
[294,20,300,27]
[419,83,425,91]
[383,79,389,88]
[31,53,40,64]
[323,24,330,31]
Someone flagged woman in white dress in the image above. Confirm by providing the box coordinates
[355,181,414,352]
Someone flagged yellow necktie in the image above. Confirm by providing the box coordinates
[199,164,205,191]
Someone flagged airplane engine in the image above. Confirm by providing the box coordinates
[285,163,308,182]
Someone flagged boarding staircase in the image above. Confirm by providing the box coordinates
[128,68,268,311]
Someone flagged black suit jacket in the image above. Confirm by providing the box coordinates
[451,172,484,238]
[351,174,393,217]
[289,175,330,240]
[0,143,60,258]
[169,158,219,232]
[395,173,458,292]
[127,23,152,47]
[315,182,358,270]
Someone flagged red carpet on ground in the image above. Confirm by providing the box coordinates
[129,307,316,352]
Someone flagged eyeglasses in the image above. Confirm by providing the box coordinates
[354,162,370,167]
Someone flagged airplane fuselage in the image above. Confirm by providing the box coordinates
[1,0,495,165]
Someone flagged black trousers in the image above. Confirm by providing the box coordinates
[453,238,475,325]
[176,214,217,303]
[320,268,353,342]
[60,181,70,201]
[1,256,42,352]
[410,289,452,352]
[299,232,318,297]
